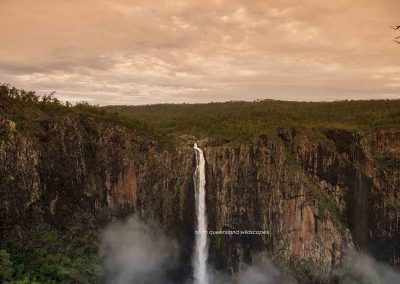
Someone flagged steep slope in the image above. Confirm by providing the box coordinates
[0,109,195,282]
[1,87,399,283]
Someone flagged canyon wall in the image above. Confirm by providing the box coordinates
[1,111,399,282]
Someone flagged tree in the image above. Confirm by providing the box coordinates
[41,91,57,104]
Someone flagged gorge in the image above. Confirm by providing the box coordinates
[1,86,400,283]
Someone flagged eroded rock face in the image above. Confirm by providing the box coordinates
[0,112,399,282]
[0,113,195,232]
[367,130,400,266]
[204,136,351,281]
[0,117,41,237]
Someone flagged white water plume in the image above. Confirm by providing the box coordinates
[193,143,209,284]
[100,216,178,284]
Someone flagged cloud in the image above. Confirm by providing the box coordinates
[1,0,400,104]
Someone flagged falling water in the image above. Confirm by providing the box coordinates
[193,143,209,284]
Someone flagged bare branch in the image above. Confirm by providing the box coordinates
[392,26,400,43]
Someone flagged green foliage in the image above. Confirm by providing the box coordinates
[106,99,400,143]
[2,225,100,284]
[0,84,165,145]
[0,250,13,282]
[314,190,348,232]
[2,83,400,146]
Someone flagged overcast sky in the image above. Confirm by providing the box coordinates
[1,0,400,105]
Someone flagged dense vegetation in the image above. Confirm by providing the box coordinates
[0,84,164,144]
[1,223,99,284]
[106,99,400,142]
[2,84,400,144]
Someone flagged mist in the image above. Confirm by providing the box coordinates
[208,261,297,284]
[99,216,296,284]
[234,261,297,284]
[100,216,179,284]
[338,251,400,284]
[99,216,400,284]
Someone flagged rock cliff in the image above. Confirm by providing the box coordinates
[1,108,399,282]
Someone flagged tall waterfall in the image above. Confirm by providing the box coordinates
[193,143,209,284]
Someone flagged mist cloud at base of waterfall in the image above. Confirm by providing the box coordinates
[99,216,296,284]
[99,216,400,284]
[210,261,297,284]
[338,251,400,284]
[100,216,179,284]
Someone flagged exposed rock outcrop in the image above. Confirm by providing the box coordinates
[1,111,399,282]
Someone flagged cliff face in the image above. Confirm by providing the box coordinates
[0,113,194,235]
[368,131,400,266]
[203,128,400,281]
[1,111,399,282]
[204,134,350,281]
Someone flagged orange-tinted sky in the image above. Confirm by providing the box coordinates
[1,0,400,105]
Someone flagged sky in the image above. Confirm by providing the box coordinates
[1,0,400,105]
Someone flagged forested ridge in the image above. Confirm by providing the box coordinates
[106,98,400,142]
[2,84,400,144]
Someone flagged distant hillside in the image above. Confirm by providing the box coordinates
[2,84,400,144]
[105,99,400,142]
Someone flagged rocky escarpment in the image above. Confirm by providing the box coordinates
[203,128,400,282]
[204,134,351,281]
[368,130,400,265]
[0,114,193,231]
[1,109,399,283]
[0,113,196,282]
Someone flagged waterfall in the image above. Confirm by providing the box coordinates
[193,143,209,284]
